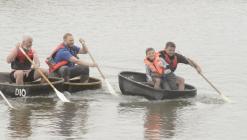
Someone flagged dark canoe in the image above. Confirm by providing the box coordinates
[118,71,197,100]
[0,72,64,98]
[63,77,102,92]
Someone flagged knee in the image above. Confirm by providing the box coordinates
[179,77,185,84]
[59,66,69,74]
[84,66,89,75]
[155,78,161,83]
[60,66,69,71]
[39,68,48,76]
[79,65,89,75]
[14,70,24,78]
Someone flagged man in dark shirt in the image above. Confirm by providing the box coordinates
[159,42,202,91]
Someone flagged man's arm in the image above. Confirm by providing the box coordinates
[59,50,96,67]
[6,46,18,63]
[78,38,88,54]
[78,46,88,54]
[176,53,202,73]
[32,50,40,68]
[69,56,96,67]
[187,58,202,74]
[160,58,169,68]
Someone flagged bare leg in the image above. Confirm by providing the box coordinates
[161,79,171,90]
[14,70,24,85]
[69,65,89,83]
[33,68,48,83]
[176,76,185,91]
[165,73,177,90]
[57,65,89,82]
[154,78,161,89]
[147,80,154,86]
[57,66,70,82]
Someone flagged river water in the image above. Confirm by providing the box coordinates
[0,0,247,139]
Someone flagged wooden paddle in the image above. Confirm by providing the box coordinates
[87,51,118,96]
[79,40,118,96]
[185,55,231,102]
[19,47,70,102]
[0,91,15,109]
[198,72,231,102]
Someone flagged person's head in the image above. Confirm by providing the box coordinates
[146,48,156,61]
[164,42,176,56]
[22,35,33,49]
[63,33,74,47]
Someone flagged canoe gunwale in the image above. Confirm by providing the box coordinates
[119,71,197,93]
[0,76,64,88]
[118,71,197,100]
[0,72,102,97]
[63,77,102,92]
[64,77,102,86]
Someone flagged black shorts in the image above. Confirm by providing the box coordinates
[10,69,35,83]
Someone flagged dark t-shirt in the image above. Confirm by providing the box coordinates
[174,53,189,64]
[159,51,189,72]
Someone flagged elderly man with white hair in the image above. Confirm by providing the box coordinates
[6,35,48,85]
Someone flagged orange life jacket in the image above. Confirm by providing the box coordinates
[144,53,164,75]
[11,48,34,70]
[160,50,178,71]
[45,43,68,73]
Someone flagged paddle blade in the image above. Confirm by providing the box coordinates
[221,94,231,103]
[105,79,118,96]
[0,91,15,109]
[54,89,70,102]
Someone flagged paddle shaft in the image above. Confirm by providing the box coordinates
[199,73,223,96]
[80,42,118,96]
[87,51,106,80]
[0,91,15,109]
[186,56,224,96]
[19,48,57,91]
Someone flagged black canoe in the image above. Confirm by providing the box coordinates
[63,76,102,92]
[0,72,64,98]
[118,71,197,100]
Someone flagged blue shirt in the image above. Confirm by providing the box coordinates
[54,44,80,67]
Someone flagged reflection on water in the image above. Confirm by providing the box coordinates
[56,103,78,137]
[119,100,193,140]
[8,108,32,138]
[8,97,56,139]
[6,97,89,139]
[54,100,89,138]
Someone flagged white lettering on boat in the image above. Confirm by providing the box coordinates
[15,88,27,97]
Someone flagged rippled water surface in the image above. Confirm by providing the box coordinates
[0,0,247,139]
